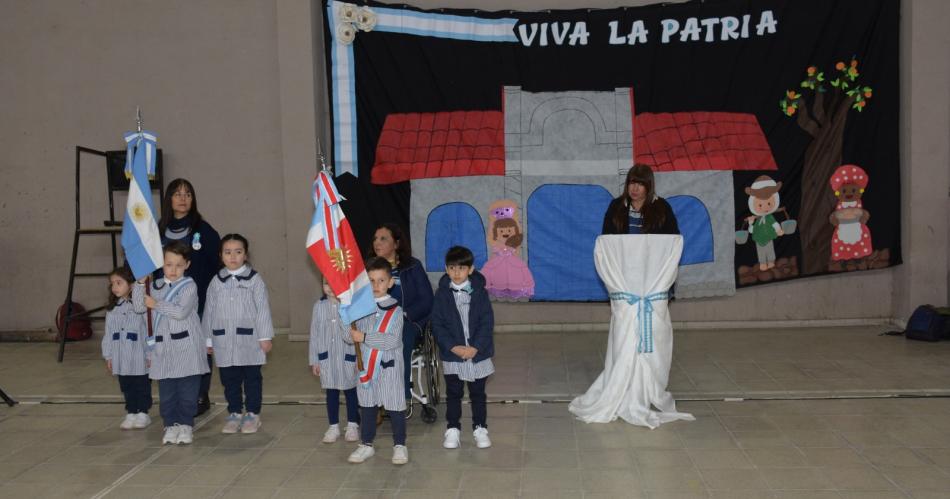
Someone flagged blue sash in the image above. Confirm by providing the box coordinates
[608,291,669,353]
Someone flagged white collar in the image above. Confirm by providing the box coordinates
[227,264,248,276]
[374,294,391,303]
[450,280,471,290]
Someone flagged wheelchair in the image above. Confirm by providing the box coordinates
[406,321,442,423]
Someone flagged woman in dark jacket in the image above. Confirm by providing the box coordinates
[602,164,680,235]
[156,178,221,415]
[370,223,434,416]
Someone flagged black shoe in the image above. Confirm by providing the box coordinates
[195,395,211,416]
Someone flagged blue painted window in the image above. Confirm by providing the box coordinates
[424,203,487,271]
[667,195,714,265]
[527,185,613,301]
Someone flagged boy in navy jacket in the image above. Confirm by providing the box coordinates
[431,246,495,449]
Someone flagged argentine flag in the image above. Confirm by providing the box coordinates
[121,130,163,280]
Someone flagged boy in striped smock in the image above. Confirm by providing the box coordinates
[203,234,274,434]
[102,266,151,430]
[431,246,495,449]
[347,257,409,465]
[310,276,360,444]
[134,241,210,445]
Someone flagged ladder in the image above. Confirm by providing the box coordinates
[56,146,163,362]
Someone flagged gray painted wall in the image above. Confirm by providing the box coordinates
[1,0,947,333]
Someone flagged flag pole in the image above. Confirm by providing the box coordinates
[138,107,154,341]
[318,140,364,372]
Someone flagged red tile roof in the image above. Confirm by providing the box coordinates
[371,111,505,185]
[633,112,777,171]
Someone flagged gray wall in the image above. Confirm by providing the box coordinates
[1,0,947,333]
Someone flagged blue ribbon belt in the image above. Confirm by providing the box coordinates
[608,291,670,353]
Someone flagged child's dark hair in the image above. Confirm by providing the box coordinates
[445,246,475,267]
[365,256,393,276]
[220,233,250,260]
[163,240,192,261]
[106,266,135,311]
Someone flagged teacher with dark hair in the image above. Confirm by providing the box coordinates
[156,178,221,416]
[602,164,680,236]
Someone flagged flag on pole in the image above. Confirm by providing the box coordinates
[306,171,376,324]
[121,130,163,280]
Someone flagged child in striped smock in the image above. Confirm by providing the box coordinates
[133,241,210,445]
[102,266,151,430]
[431,246,495,449]
[203,234,274,434]
[347,257,409,465]
[310,276,360,444]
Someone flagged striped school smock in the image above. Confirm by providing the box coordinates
[355,296,405,411]
[309,299,358,390]
[101,299,149,376]
[202,267,275,368]
[133,278,210,380]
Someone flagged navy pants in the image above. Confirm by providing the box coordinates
[158,375,201,427]
[360,406,406,446]
[401,321,422,399]
[326,388,359,425]
[118,374,152,414]
[219,365,263,414]
[445,374,487,430]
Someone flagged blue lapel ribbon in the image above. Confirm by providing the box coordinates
[608,291,670,353]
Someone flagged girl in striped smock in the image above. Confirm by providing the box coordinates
[102,266,151,430]
[134,241,210,445]
[310,276,360,444]
[203,234,274,435]
[347,257,408,465]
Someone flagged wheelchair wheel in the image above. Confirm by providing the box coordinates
[421,404,437,424]
[422,329,442,406]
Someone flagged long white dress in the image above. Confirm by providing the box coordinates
[569,235,695,428]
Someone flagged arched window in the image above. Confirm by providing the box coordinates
[667,195,714,265]
[424,202,487,271]
[526,184,613,301]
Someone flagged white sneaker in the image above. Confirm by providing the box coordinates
[344,422,360,442]
[119,414,136,430]
[176,424,193,444]
[132,413,151,429]
[473,426,492,449]
[240,412,261,434]
[162,425,180,445]
[221,413,242,434]
[443,428,461,449]
[322,424,340,444]
[392,444,409,465]
[348,444,375,464]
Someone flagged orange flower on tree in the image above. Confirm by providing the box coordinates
[779,57,876,274]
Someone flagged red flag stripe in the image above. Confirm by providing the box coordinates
[319,173,340,205]
[322,204,337,250]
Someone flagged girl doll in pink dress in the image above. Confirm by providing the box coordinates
[480,202,535,301]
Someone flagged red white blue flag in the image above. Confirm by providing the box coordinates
[306,171,375,324]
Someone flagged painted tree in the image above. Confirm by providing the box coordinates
[779,59,873,275]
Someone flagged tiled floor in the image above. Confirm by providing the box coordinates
[3,326,950,403]
[2,326,950,498]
